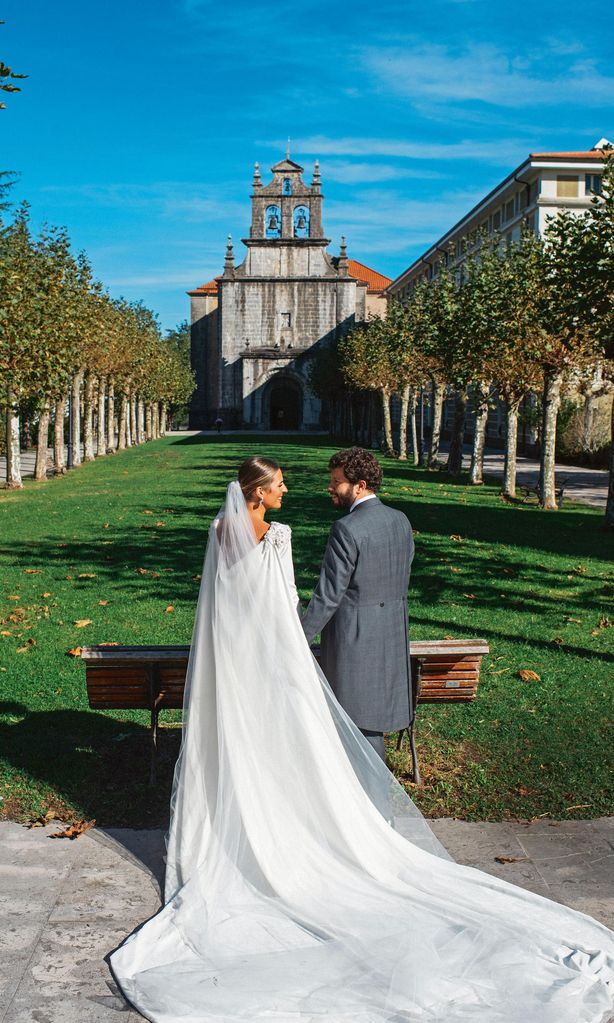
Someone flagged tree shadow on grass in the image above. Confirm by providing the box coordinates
[0,702,178,829]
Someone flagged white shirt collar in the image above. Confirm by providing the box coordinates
[350,493,377,513]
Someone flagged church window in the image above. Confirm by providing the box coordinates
[265,205,282,238]
[281,312,292,328]
[283,178,292,196]
[293,205,310,238]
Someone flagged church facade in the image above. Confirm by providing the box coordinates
[188,157,389,430]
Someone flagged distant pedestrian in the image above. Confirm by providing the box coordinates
[215,417,224,434]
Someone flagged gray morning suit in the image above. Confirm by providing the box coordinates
[301,497,414,735]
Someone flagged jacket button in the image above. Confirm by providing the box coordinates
[380,602,385,607]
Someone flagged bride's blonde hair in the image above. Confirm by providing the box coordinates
[238,456,280,501]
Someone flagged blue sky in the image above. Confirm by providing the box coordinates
[2,0,612,332]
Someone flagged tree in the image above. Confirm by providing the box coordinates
[544,155,614,525]
[339,319,398,454]
[0,23,27,110]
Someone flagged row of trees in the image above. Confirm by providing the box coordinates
[1,204,195,489]
[313,157,613,525]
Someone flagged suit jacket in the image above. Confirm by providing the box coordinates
[301,497,414,732]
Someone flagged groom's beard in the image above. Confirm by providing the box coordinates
[331,490,355,510]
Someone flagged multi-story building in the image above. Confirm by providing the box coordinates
[389,138,611,302]
[188,157,390,430]
[386,139,611,450]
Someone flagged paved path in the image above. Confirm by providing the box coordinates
[1,817,612,1021]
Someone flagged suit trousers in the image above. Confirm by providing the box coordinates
[360,729,386,762]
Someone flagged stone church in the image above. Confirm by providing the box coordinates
[188,157,390,430]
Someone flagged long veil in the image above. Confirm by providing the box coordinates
[110,481,614,1023]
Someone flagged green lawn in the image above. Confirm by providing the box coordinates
[1,434,612,827]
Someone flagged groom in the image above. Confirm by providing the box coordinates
[301,447,414,761]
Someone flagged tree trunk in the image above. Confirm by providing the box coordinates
[145,403,153,441]
[71,372,82,466]
[398,386,410,460]
[604,395,614,530]
[130,394,138,445]
[53,396,66,474]
[582,391,596,457]
[502,397,522,498]
[22,414,32,450]
[380,389,393,455]
[118,392,128,450]
[83,373,96,461]
[429,377,445,468]
[96,376,106,456]
[34,406,50,481]
[469,382,490,485]
[160,402,167,436]
[137,399,145,444]
[5,397,23,489]
[539,369,563,510]
[153,401,161,440]
[446,391,466,476]
[409,392,418,466]
[107,378,115,452]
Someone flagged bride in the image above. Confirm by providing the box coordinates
[111,456,614,1023]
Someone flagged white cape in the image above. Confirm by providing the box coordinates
[111,482,614,1023]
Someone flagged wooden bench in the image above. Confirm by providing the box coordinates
[82,638,489,785]
[519,477,568,507]
[398,639,490,786]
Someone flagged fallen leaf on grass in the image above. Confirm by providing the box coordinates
[74,619,93,628]
[0,630,11,637]
[41,592,53,598]
[449,534,465,542]
[565,804,591,812]
[98,600,110,606]
[192,574,202,582]
[7,595,20,600]
[443,635,456,641]
[517,669,541,682]
[494,856,526,864]
[142,509,154,516]
[165,605,175,613]
[25,810,58,829]
[462,593,476,600]
[516,786,531,797]
[16,638,37,653]
[135,567,149,575]
[564,617,582,624]
[50,819,95,840]
[78,573,97,579]
[155,521,166,527]
[552,637,563,645]
[66,647,82,657]
[98,641,119,646]
[24,569,41,575]
[598,616,612,629]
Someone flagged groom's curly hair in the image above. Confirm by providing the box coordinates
[329,448,383,492]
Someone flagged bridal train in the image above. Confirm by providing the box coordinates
[110,483,614,1023]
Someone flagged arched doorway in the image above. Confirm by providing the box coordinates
[269,379,302,430]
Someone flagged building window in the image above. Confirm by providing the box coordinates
[518,186,530,211]
[293,205,310,238]
[556,175,578,198]
[280,312,291,328]
[586,173,602,195]
[504,199,515,222]
[492,209,501,231]
[283,178,292,196]
[265,204,281,238]
[529,179,539,203]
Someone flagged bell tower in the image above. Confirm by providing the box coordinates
[249,157,326,243]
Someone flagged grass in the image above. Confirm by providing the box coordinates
[0,433,612,827]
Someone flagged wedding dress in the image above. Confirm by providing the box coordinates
[110,481,614,1023]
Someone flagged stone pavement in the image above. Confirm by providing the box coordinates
[1,816,612,1022]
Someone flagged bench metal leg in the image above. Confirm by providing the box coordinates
[147,665,162,786]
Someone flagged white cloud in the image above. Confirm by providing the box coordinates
[362,41,614,108]
[267,135,530,165]
[321,160,446,184]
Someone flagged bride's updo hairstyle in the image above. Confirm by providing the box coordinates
[238,456,280,501]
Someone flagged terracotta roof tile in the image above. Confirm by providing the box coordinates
[347,259,392,293]
[187,277,220,297]
[530,150,609,160]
